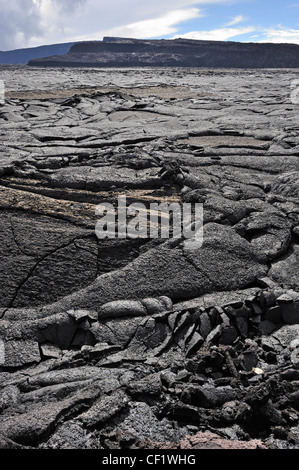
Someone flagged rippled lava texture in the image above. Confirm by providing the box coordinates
[0,66,298,450]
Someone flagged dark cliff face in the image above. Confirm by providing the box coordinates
[27,37,299,68]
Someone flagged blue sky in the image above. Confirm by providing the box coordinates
[169,1,299,42]
[1,0,299,51]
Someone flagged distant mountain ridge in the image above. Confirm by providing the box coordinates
[26,36,299,68]
[0,42,75,64]
[2,37,299,68]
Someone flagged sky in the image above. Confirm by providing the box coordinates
[1,0,299,51]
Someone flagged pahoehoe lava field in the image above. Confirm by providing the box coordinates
[0,65,299,450]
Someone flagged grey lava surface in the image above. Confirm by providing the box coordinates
[0,65,299,450]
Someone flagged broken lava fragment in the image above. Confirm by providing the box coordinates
[98,296,173,319]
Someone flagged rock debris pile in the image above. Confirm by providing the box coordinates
[0,66,298,449]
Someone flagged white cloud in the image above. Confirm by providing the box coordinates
[173,26,255,41]
[260,27,299,44]
[71,8,203,42]
[0,0,43,50]
[225,15,246,26]
[0,0,236,50]
[2,0,299,51]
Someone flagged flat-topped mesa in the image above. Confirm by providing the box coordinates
[28,37,299,68]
